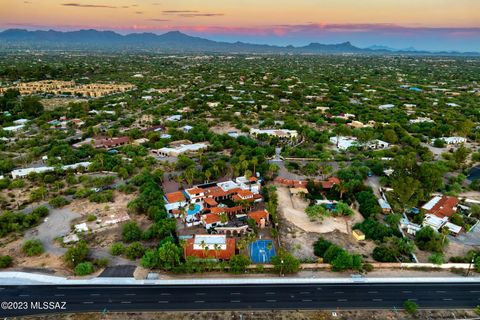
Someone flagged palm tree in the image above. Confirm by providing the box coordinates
[441,227,450,245]
[213,243,221,260]
[219,212,228,224]
[334,181,349,199]
[179,206,187,229]
[179,239,187,259]
[204,169,212,183]
[251,157,258,176]
[266,241,273,252]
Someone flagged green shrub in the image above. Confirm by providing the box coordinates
[0,255,13,268]
[403,300,418,314]
[125,242,145,260]
[49,196,70,208]
[94,258,109,268]
[428,253,444,265]
[229,254,251,274]
[22,239,44,256]
[110,242,125,256]
[74,262,94,276]
[122,221,142,242]
[64,241,89,266]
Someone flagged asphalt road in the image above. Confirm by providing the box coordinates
[1,282,479,317]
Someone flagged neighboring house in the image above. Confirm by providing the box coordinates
[185,234,236,260]
[329,136,359,150]
[180,125,193,133]
[250,128,298,140]
[378,104,395,110]
[435,137,467,145]
[165,114,182,122]
[153,142,209,157]
[248,210,269,228]
[2,124,25,132]
[352,229,365,241]
[423,214,462,236]
[11,162,91,179]
[321,177,340,190]
[93,137,129,149]
[378,198,392,213]
[422,195,459,218]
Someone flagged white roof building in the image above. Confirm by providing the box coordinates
[436,137,467,145]
[10,161,91,179]
[155,142,208,157]
[193,234,227,250]
[423,214,449,230]
[250,128,298,140]
[378,104,395,110]
[329,136,359,150]
[166,115,182,122]
[2,124,25,132]
[409,117,434,124]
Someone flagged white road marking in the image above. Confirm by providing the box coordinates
[54,294,65,297]
[230,292,241,295]
[334,291,344,294]
[471,291,480,293]
[300,291,310,294]
[337,299,348,302]
[402,291,412,293]
[160,293,171,296]
[83,301,94,304]
[368,291,378,294]
[265,292,276,295]
[194,301,205,303]
[230,300,241,303]
[372,299,383,302]
[302,299,313,302]
[19,294,29,297]
[266,299,277,303]
[121,301,131,304]
[158,301,169,304]
[90,293,100,296]
[125,293,136,296]
[436,291,446,293]
[443,298,453,301]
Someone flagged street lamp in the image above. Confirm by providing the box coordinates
[467,253,477,277]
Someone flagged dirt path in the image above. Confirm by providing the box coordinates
[25,207,80,256]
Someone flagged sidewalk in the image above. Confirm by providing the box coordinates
[1,271,479,286]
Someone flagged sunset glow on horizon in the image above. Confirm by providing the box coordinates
[2,0,480,50]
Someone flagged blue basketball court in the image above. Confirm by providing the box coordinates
[249,239,276,263]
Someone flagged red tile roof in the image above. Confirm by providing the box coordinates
[237,189,254,198]
[94,136,129,148]
[185,237,236,260]
[274,177,308,188]
[165,191,186,203]
[321,177,340,189]
[248,210,269,225]
[202,213,220,225]
[186,187,204,195]
[204,197,218,207]
[426,196,459,218]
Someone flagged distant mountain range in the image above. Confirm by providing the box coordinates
[0,29,478,56]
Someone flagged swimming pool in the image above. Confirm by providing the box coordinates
[187,204,202,216]
[468,166,480,181]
